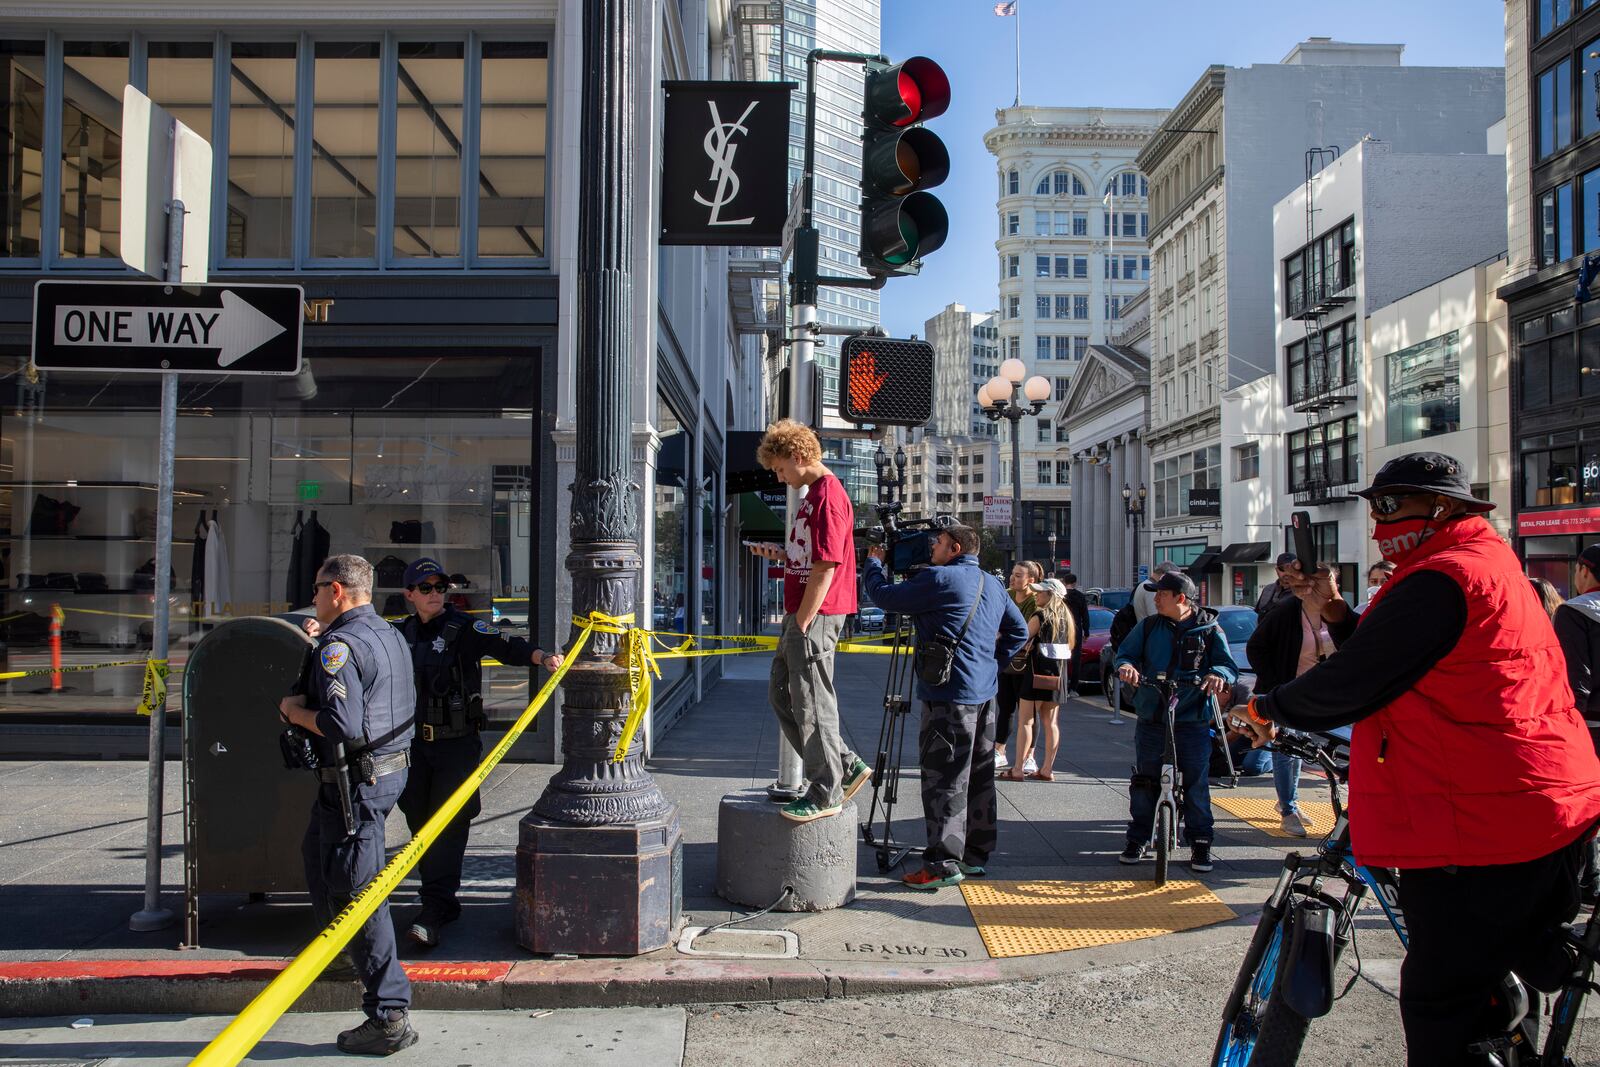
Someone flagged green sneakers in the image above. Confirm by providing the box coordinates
[842,757,872,803]
[780,797,843,823]
[903,867,965,891]
[957,862,987,877]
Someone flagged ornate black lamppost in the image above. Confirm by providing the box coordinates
[516,0,681,956]
[979,358,1051,566]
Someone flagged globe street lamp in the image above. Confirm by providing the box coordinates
[980,359,1052,566]
[1123,482,1147,584]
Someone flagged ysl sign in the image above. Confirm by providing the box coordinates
[661,81,793,246]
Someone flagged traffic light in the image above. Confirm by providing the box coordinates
[839,335,934,426]
[859,57,950,278]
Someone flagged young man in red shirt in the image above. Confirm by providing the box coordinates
[750,419,871,822]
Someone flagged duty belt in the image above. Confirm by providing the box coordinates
[318,749,410,783]
[419,721,476,742]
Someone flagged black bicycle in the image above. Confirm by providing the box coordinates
[1212,729,1600,1067]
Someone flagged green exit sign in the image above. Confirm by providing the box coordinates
[297,480,322,502]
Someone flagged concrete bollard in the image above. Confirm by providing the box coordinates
[715,789,857,912]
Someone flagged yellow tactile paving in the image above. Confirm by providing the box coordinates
[1212,794,1336,838]
[960,879,1237,958]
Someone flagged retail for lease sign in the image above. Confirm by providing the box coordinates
[1516,506,1600,537]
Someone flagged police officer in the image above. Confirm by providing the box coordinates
[394,557,564,949]
[277,554,419,1056]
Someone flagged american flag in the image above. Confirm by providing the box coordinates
[994,1,1017,15]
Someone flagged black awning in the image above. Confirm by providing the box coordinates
[1219,541,1271,564]
[1185,549,1223,576]
[725,429,780,495]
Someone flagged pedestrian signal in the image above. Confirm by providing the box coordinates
[839,336,934,426]
[858,57,950,278]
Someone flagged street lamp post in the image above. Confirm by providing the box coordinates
[515,0,681,956]
[979,358,1051,567]
[1047,530,1057,573]
[1122,482,1147,583]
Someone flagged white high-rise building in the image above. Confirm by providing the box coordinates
[984,106,1166,564]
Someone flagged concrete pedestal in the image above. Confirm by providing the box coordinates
[715,789,856,912]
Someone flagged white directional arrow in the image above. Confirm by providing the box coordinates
[52,288,289,369]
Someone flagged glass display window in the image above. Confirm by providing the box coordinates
[652,394,690,693]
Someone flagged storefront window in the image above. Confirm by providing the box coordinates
[59,41,127,260]
[652,397,690,692]
[0,40,45,257]
[393,42,464,259]
[147,42,213,163]
[700,454,720,633]
[1524,446,1580,508]
[0,351,539,723]
[477,42,547,258]
[226,41,297,261]
[1387,331,1461,445]
[311,41,381,260]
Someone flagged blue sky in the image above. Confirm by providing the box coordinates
[877,0,1509,338]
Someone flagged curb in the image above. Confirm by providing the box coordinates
[0,956,1008,1018]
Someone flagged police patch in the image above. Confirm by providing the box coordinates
[320,641,351,675]
[473,620,496,634]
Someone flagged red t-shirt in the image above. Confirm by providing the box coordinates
[784,473,857,616]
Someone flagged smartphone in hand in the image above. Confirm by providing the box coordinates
[1289,510,1327,575]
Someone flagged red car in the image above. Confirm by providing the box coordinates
[1075,606,1117,690]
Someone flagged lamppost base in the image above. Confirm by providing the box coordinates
[717,789,855,911]
[764,781,805,803]
[129,906,174,932]
[514,808,683,956]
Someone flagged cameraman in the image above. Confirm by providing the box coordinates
[863,525,1028,890]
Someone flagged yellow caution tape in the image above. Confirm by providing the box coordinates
[189,614,595,1067]
[0,658,150,681]
[135,659,169,716]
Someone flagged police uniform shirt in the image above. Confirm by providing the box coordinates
[399,606,535,712]
[311,603,417,758]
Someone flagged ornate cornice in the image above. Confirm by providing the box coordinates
[1137,67,1226,173]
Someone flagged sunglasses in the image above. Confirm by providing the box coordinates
[409,581,450,594]
[1370,493,1417,517]
[313,580,336,593]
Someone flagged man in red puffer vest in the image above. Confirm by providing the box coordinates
[1244,452,1600,1066]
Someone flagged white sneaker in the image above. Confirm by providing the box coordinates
[995,752,1010,771]
[1280,809,1309,838]
[1021,757,1038,775]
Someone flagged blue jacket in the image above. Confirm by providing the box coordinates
[861,555,1029,704]
[308,604,417,759]
[1112,607,1238,723]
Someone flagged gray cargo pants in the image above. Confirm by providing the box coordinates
[769,612,857,806]
[919,699,998,877]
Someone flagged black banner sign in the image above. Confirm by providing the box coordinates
[1187,486,1221,517]
[661,81,794,246]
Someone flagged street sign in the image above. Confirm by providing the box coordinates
[32,281,304,376]
[984,495,1014,526]
[122,86,211,284]
[1137,563,1150,583]
[779,180,805,263]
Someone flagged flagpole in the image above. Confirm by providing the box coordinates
[1014,0,1021,106]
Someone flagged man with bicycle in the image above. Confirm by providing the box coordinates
[1242,452,1600,1065]
[1113,570,1237,873]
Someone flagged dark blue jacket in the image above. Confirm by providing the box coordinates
[861,555,1029,704]
[309,604,417,759]
[1112,606,1238,723]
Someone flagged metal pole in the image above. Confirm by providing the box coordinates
[1010,408,1023,565]
[130,199,183,932]
[767,295,813,802]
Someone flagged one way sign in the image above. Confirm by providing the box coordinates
[32,280,303,376]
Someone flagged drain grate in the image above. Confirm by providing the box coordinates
[961,879,1235,958]
[676,926,799,959]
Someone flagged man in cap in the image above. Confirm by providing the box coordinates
[1112,570,1237,873]
[1554,543,1600,753]
[1240,452,1600,1064]
[393,557,564,948]
[1253,552,1300,617]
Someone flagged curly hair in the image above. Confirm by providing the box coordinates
[757,418,822,467]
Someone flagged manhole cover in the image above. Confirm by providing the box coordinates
[675,926,799,959]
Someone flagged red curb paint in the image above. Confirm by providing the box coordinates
[0,959,512,983]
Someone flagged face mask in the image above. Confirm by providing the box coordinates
[1364,585,1382,602]
[1372,516,1437,566]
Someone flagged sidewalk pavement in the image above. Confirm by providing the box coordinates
[0,642,1381,1017]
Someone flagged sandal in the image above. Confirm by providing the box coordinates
[999,770,1028,782]
[1026,771,1055,781]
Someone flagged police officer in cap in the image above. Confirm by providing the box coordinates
[278,554,419,1056]
[395,557,564,948]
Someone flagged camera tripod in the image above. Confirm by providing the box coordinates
[860,620,922,873]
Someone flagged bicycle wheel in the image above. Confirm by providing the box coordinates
[1213,918,1284,1066]
[1155,803,1172,885]
[1245,999,1311,1066]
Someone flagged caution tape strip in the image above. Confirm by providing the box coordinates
[135,659,169,716]
[189,612,597,1067]
[0,658,151,681]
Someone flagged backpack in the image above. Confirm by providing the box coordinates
[1108,603,1139,653]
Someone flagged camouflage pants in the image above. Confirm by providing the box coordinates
[918,699,998,877]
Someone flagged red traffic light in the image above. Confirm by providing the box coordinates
[839,336,934,427]
[864,57,950,128]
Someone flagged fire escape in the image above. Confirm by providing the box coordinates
[1290,147,1358,507]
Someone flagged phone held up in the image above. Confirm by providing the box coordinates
[1288,510,1328,576]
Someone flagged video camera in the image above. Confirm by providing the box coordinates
[857,502,956,579]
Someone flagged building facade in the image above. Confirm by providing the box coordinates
[1499,0,1600,594]
[984,105,1165,567]
[0,0,769,754]
[1265,140,1507,595]
[1139,40,1505,602]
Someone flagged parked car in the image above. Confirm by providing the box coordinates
[855,606,885,634]
[1088,587,1135,611]
[1075,607,1118,690]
